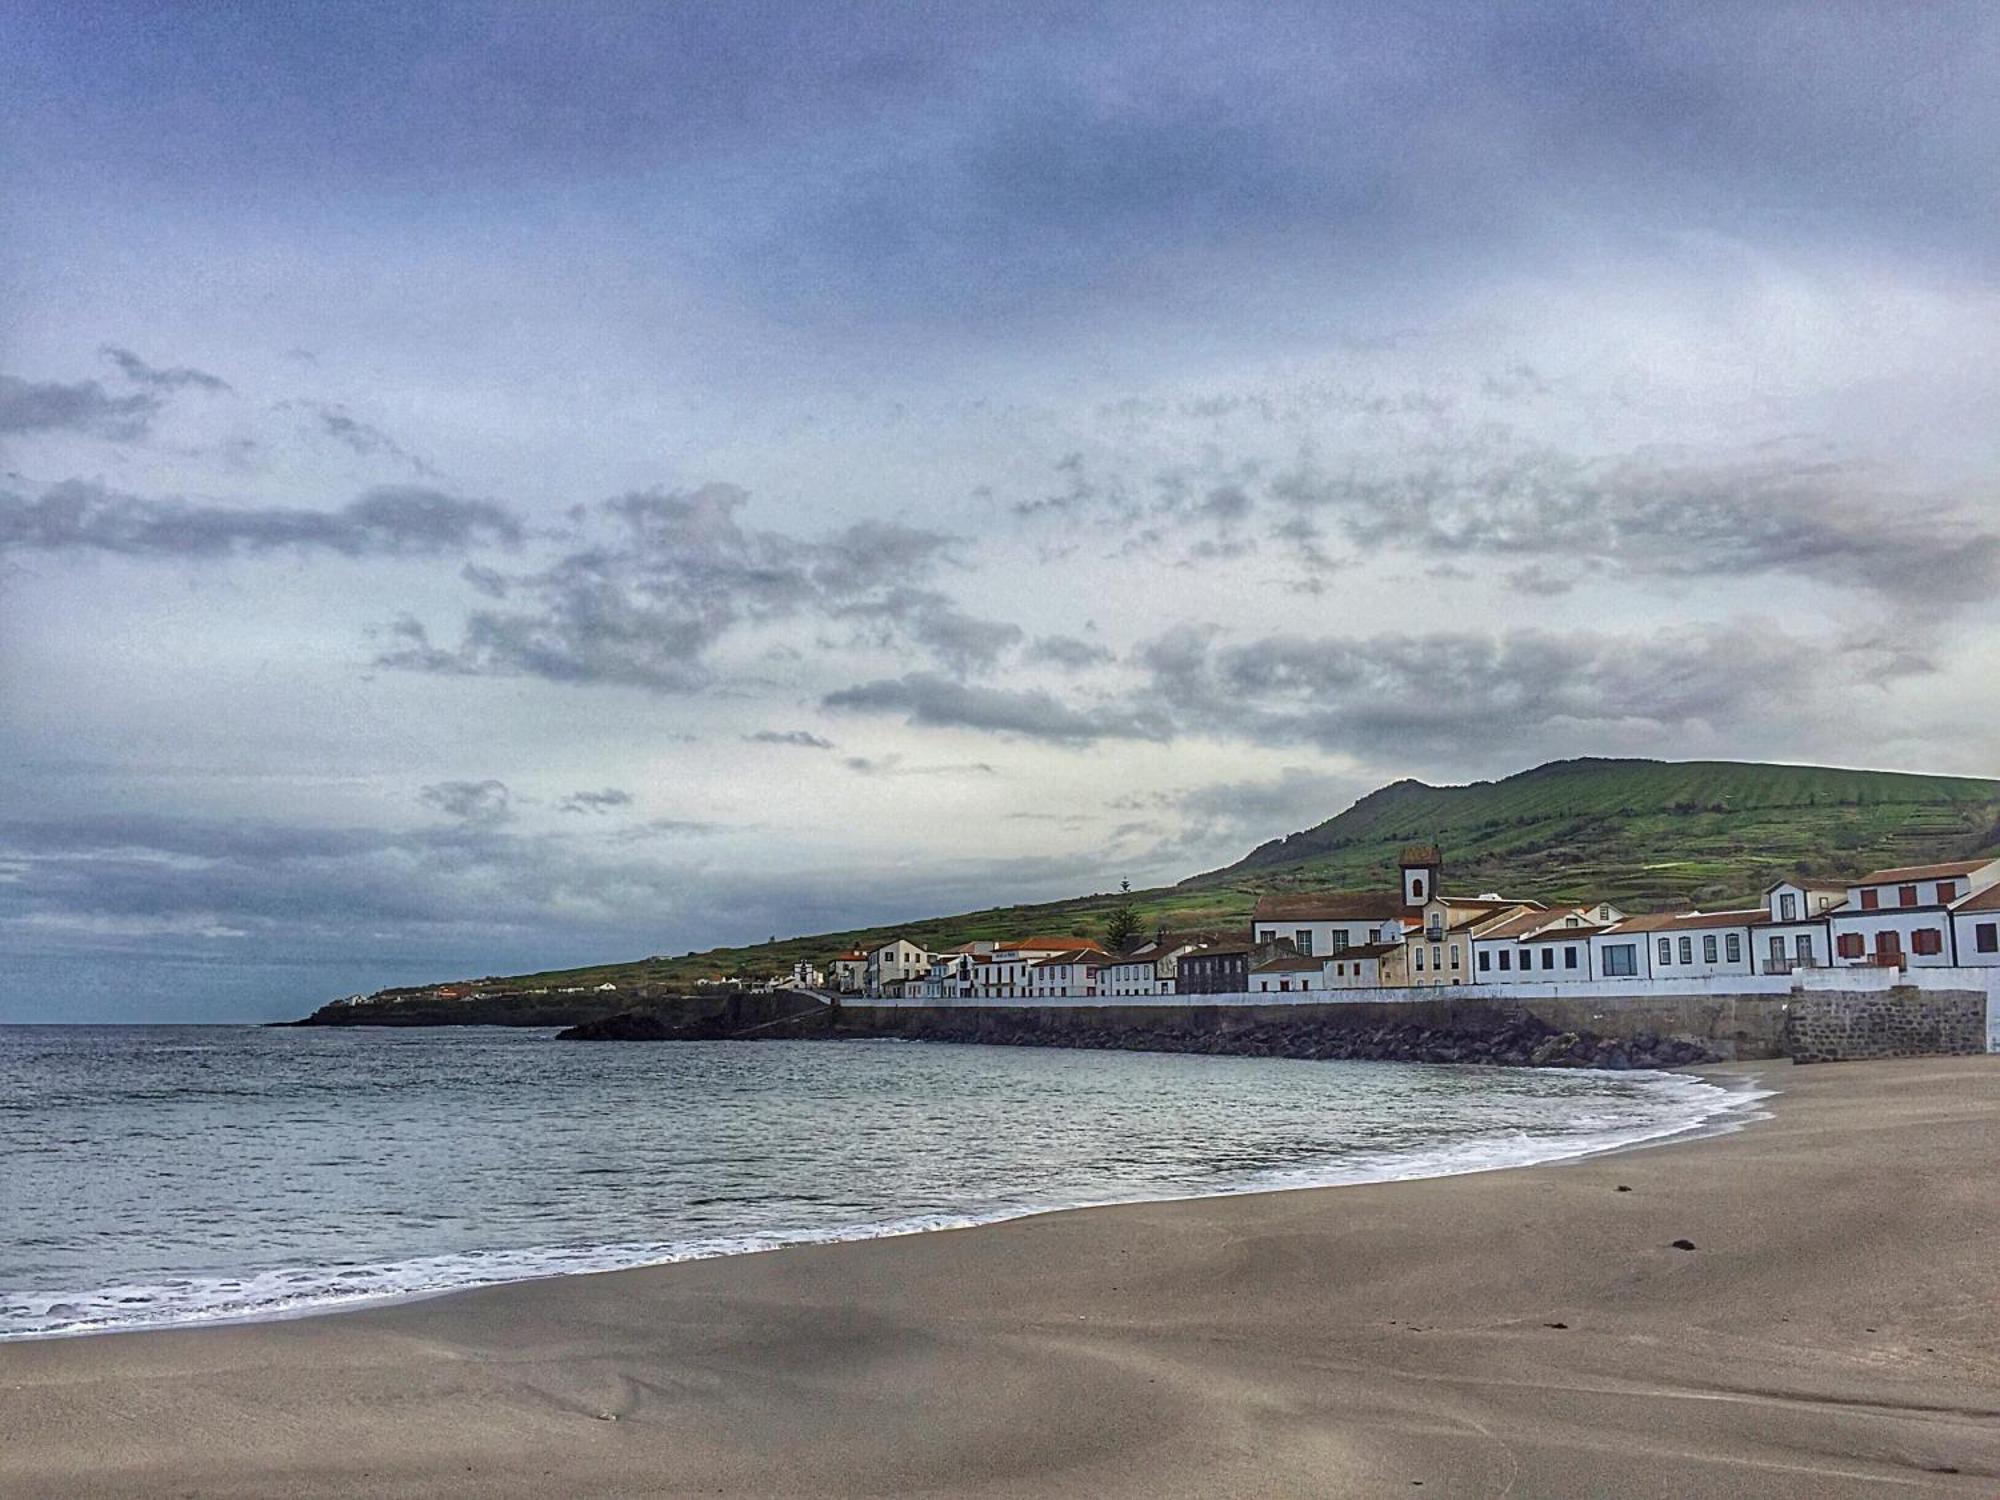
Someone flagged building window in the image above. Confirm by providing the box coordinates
[1912,928,1943,956]
[1796,935,1814,964]
[1860,889,1879,911]
[1498,949,1512,971]
[1603,944,1637,977]
[1702,935,1718,963]
[1541,948,1554,971]
[1430,945,1442,971]
[1678,936,1694,965]
[1329,931,1348,952]
[1769,935,1786,966]
[1977,922,1998,954]
[1279,979,1291,992]
[1658,938,1672,966]
[1449,944,1460,968]
[1938,881,1958,903]
[1835,932,1864,959]
[1415,947,1425,971]
[1725,933,1741,963]
[1257,929,1277,944]
[1410,876,1426,900]
[1564,946,1579,969]
[1779,892,1798,921]
[1294,930,1312,956]
[1478,950,1491,971]
[1899,885,1919,908]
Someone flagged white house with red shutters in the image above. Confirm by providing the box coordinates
[1824,858,2000,968]
[1951,883,2000,966]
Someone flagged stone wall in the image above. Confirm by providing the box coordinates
[840,990,1791,1061]
[1784,986,1988,1065]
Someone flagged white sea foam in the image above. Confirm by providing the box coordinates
[2,1062,1768,1342]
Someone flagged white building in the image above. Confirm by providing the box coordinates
[1026,953,1102,998]
[970,937,1107,998]
[830,950,867,993]
[1609,910,1761,980]
[865,938,931,996]
[1099,938,1202,996]
[1826,858,2000,969]
[1951,884,2000,965]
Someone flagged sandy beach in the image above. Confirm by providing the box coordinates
[4,1055,1996,1498]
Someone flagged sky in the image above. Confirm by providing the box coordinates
[4,2,1999,1021]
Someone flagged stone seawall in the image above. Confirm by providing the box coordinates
[832,996,1730,1070]
[1784,987,1988,1065]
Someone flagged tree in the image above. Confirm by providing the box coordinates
[1103,879,1143,953]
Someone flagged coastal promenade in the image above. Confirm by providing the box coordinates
[4,1057,1997,1497]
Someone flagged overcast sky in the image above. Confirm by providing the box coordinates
[5,2,1998,1021]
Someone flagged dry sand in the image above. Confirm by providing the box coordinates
[4,1056,1997,1498]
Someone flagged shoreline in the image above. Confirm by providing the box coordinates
[3,1059,1761,1345]
[5,1056,1996,1496]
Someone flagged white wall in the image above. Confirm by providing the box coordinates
[1638,925,1755,980]
[1828,909,1957,967]
[1952,911,2000,967]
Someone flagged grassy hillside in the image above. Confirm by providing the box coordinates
[361,758,2000,1000]
[1203,758,2000,907]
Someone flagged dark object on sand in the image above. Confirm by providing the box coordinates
[1670,1238,1697,1251]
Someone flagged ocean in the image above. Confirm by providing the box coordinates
[0,1025,1762,1340]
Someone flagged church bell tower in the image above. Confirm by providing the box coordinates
[1400,844,1443,909]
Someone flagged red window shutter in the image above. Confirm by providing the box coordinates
[1937,881,1957,903]
[1899,885,1918,908]
[1837,933,1864,958]
[1860,889,1879,910]
[1912,929,1942,956]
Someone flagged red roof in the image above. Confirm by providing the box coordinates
[1612,908,1766,934]
[1953,883,2000,913]
[1254,890,1409,921]
[1853,858,1996,885]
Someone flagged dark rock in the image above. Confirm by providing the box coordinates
[1669,1239,1697,1251]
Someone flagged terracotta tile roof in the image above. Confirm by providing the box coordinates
[1519,924,1606,943]
[1252,954,1328,973]
[1952,883,2000,913]
[1853,858,1996,885]
[1015,936,1109,954]
[1028,952,1101,969]
[1611,908,1766,934]
[1253,890,1406,921]
[1334,943,1399,960]
[1469,908,1556,940]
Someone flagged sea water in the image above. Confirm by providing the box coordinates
[0,1025,1763,1339]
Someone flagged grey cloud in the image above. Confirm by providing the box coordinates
[558,787,634,814]
[383,484,988,692]
[747,730,836,750]
[0,375,159,440]
[287,400,434,474]
[0,479,522,559]
[1276,445,2000,609]
[824,672,1172,745]
[1138,621,1908,760]
[1025,634,1113,670]
[418,779,513,824]
[100,346,231,393]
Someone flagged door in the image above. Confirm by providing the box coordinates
[1876,929,1902,965]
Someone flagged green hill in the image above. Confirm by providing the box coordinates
[369,758,2000,1003]
[1191,757,2000,909]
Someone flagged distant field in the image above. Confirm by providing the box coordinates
[437,757,2000,996]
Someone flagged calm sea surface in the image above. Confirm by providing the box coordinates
[0,1025,1760,1339]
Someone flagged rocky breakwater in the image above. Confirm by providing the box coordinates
[839,1008,1717,1071]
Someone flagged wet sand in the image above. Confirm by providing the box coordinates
[4,1055,1997,1497]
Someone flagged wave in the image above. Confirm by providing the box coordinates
[0,1069,1768,1342]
